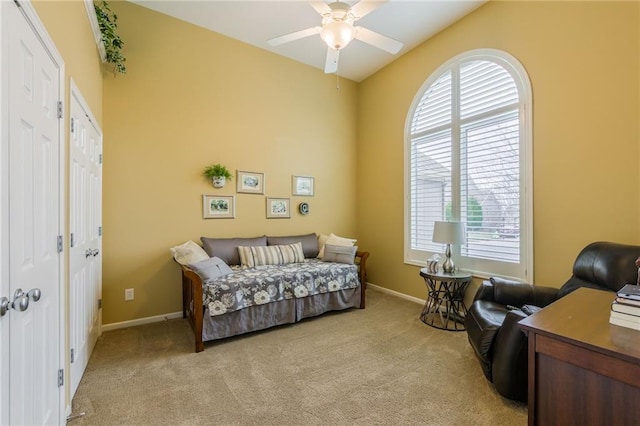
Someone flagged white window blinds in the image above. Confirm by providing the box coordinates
[406,51,531,279]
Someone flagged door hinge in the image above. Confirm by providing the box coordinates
[57,101,63,119]
[98,226,102,236]
[98,298,102,309]
[70,117,75,133]
[70,348,75,363]
[99,154,103,164]
[58,369,64,387]
[70,232,74,248]
[57,235,63,253]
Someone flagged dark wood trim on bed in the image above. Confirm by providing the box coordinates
[179,251,369,353]
[181,267,205,352]
[355,250,368,309]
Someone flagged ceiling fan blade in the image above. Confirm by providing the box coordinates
[309,1,331,15]
[354,26,403,54]
[350,0,387,20]
[324,48,339,74]
[268,26,322,47]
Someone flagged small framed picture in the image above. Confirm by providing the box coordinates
[236,170,265,194]
[292,175,314,196]
[266,197,290,219]
[203,195,235,219]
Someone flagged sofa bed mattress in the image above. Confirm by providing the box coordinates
[202,259,359,317]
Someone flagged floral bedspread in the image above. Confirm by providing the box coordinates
[202,259,359,316]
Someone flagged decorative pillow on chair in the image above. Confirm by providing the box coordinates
[188,256,233,281]
[170,240,210,265]
[322,244,358,264]
[318,233,357,258]
[238,242,305,267]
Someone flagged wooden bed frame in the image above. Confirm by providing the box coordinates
[180,251,369,353]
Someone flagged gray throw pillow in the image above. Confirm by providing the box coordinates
[188,256,233,281]
[200,236,266,265]
[267,233,319,258]
[321,244,358,264]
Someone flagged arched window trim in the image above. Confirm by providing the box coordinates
[403,49,533,282]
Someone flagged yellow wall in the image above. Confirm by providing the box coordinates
[101,2,358,324]
[357,1,640,300]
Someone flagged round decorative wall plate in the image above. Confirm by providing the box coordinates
[298,202,310,215]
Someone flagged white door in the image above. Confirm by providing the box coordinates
[69,83,102,398]
[0,1,64,425]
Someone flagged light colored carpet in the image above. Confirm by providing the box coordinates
[70,288,527,425]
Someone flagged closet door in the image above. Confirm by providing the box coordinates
[1,1,64,424]
[69,82,102,398]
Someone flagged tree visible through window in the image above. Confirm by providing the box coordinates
[405,49,532,280]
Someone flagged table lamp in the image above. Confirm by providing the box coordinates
[432,221,466,273]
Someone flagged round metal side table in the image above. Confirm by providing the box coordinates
[419,268,472,331]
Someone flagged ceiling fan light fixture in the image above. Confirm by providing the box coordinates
[267,0,403,75]
[320,20,354,50]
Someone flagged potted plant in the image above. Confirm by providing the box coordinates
[203,164,233,188]
[94,1,126,75]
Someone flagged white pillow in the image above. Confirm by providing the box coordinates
[317,234,330,255]
[318,233,357,258]
[170,240,210,265]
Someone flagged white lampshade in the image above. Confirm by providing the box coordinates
[432,221,466,245]
[320,21,355,50]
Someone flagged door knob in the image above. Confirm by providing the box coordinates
[85,249,92,258]
[0,297,8,317]
[92,249,100,257]
[27,288,41,302]
[12,289,29,312]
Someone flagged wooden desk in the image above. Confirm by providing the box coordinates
[519,288,640,425]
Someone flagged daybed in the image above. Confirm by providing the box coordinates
[173,233,369,353]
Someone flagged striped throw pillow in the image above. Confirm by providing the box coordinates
[238,242,305,267]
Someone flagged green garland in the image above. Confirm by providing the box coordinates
[95,1,126,74]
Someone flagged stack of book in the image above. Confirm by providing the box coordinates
[610,284,640,331]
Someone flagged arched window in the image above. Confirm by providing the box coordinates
[405,49,533,280]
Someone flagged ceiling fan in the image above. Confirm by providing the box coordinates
[267,1,404,74]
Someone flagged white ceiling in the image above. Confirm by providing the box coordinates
[130,0,486,82]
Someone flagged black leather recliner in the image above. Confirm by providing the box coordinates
[464,241,640,402]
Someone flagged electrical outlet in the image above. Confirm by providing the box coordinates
[124,288,134,301]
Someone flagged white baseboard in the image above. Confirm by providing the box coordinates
[366,282,425,305]
[102,311,183,332]
[102,285,424,332]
